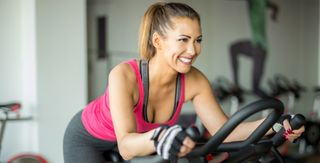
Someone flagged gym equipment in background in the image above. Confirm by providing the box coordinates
[0,102,47,163]
[267,74,306,114]
[211,76,246,116]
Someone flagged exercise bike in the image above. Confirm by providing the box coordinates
[106,98,305,163]
[0,102,47,163]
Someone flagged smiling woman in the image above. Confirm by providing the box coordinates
[157,16,202,73]
[63,1,304,163]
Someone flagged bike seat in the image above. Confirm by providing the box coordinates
[0,102,21,112]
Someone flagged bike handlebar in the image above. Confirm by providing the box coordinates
[187,98,283,156]
[128,98,287,163]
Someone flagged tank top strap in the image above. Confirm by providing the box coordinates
[125,59,144,111]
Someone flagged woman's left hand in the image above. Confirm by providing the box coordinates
[282,119,305,142]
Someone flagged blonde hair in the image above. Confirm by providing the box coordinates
[138,2,201,59]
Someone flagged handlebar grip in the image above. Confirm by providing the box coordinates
[272,114,306,147]
[186,126,201,141]
[290,114,306,129]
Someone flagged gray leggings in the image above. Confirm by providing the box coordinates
[63,110,118,163]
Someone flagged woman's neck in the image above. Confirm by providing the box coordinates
[148,56,177,87]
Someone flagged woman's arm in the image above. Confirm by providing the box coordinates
[108,63,155,160]
[187,68,272,142]
[188,68,305,142]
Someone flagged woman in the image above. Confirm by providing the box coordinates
[63,2,304,163]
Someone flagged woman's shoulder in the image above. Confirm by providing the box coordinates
[184,66,211,99]
[109,59,138,83]
[185,66,207,81]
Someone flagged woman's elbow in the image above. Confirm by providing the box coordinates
[118,142,134,160]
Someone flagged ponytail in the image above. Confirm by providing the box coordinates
[138,3,160,59]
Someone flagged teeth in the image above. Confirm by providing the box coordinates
[179,57,192,63]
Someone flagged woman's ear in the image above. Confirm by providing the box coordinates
[152,32,162,50]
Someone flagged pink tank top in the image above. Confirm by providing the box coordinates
[82,59,185,141]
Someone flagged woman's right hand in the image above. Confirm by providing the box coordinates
[177,136,196,157]
[151,125,196,162]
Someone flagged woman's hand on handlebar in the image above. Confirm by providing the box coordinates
[282,119,305,142]
[151,125,196,161]
[177,136,196,157]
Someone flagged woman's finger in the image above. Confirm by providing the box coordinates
[293,126,305,134]
[282,119,292,131]
[178,145,191,157]
[183,137,196,149]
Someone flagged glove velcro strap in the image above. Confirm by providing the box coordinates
[151,125,169,146]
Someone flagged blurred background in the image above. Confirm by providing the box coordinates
[0,0,319,162]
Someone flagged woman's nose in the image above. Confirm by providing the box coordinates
[187,43,196,55]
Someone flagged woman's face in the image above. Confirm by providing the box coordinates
[158,17,202,73]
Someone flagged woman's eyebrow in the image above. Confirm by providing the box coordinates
[179,34,202,38]
[179,34,191,38]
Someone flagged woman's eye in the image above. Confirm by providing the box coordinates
[178,38,188,42]
[196,39,202,43]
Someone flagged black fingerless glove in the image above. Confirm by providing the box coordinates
[150,125,187,162]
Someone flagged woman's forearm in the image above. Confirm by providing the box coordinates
[118,129,156,160]
[223,118,273,142]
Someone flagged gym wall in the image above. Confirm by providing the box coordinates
[88,0,319,114]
